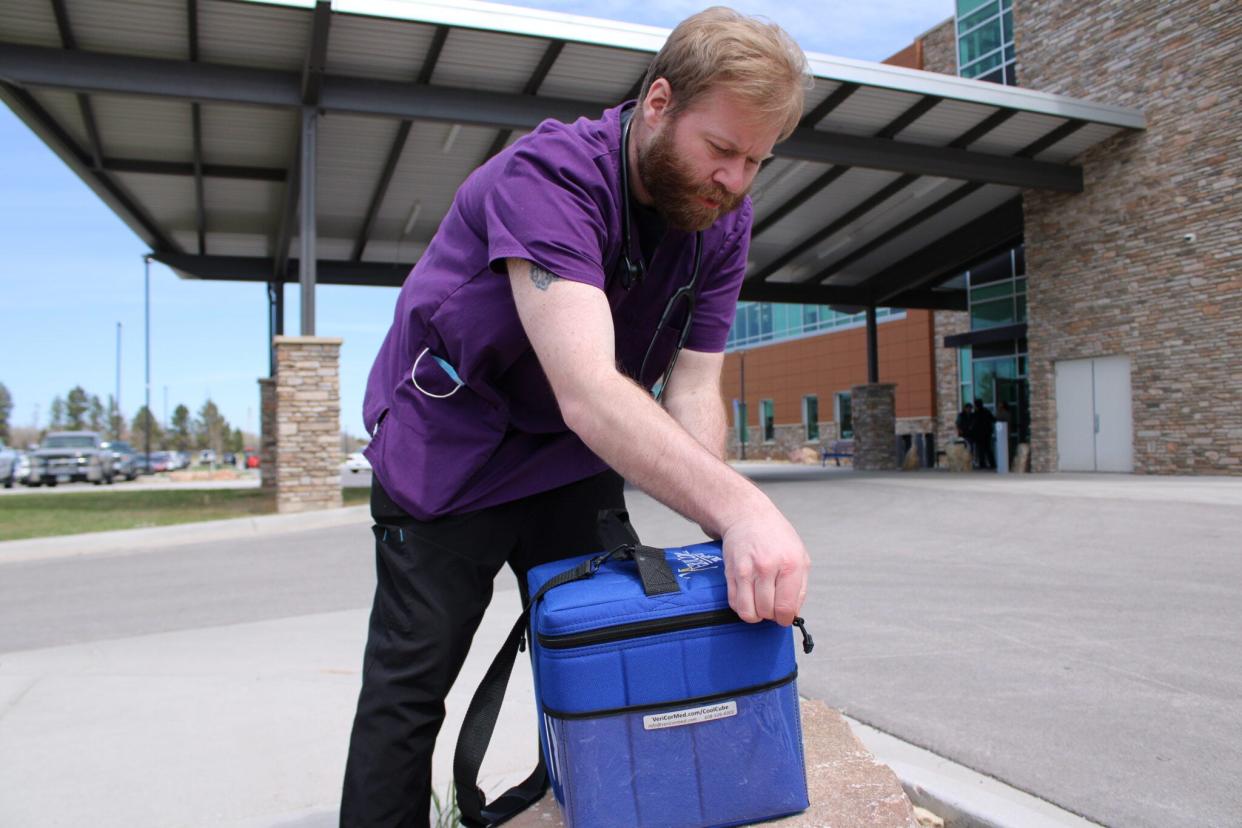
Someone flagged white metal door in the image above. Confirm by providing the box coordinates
[1055,359,1096,471]
[1092,356,1133,472]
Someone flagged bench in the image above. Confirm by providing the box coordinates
[820,439,854,467]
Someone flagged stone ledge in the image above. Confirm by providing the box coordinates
[509,699,919,827]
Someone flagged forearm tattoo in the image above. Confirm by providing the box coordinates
[530,263,561,291]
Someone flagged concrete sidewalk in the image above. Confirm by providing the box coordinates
[3,467,1240,827]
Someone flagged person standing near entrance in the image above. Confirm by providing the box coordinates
[972,398,997,470]
[340,9,814,826]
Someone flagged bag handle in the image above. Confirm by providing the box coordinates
[596,508,680,597]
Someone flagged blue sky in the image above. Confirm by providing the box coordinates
[0,0,950,440]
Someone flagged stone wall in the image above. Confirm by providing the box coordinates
[274,336,344,512]
[1018,0,1242,474]
[850,384,897,471]
[919,17,957,76]
[257,377,276,493]
[933,311,970,450]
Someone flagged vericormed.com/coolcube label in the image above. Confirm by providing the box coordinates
[642,701,737,730]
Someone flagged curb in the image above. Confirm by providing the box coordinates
[844,716,1104,828]
[0,504,372,565]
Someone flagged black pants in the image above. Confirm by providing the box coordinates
[340,471,626,828]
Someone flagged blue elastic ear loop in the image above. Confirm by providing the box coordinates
[432,356,463,385]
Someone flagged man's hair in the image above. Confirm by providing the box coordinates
[639,6,812,141]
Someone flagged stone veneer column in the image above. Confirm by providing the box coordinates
[851,384,897,471]
[933,310,969,453]
[257,377,277,493]
[273,336,343,513]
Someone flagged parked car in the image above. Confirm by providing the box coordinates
[0,441,19,488]
[25,431,115,486]
[222,452,237,467]
[243,448,261,469]
[198,449,217,465]
[144,451,168,472]
[343,451,371,473]
[101,440,140,481]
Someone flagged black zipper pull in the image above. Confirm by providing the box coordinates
[793,617,814,654]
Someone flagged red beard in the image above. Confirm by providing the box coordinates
[637,119,747,232]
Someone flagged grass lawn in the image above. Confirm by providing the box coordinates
[0,486,371,542]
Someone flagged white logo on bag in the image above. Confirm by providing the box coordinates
[673,550,723,576]
[643,701,737,730]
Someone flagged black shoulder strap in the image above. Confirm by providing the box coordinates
[453,510,679,825]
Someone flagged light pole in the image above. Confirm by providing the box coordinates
[115,321,122,439]
[143,254,152,474]
[738,350,747,461]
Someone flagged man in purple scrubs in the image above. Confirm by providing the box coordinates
[342,8,813,825]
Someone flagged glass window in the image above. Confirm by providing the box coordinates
[761,399,775,443]
[1016,294,1027,323]
[970,282,1013,302]
[803,395,819,442]
[758,303,773,338]
[957,0,993,16]
[959,2,1000,33]
[1002,10,1013,42]
[959,22,1003,67]
[835,392,853,440]
[959,346,973,382]
[971,298,1015,329]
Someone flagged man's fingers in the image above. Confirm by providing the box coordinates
[728,576,759,624]
[772,567,803,627]
[753,569,777,623]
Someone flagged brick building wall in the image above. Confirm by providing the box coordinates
[721,312,937,460]
[1017,0,1242,474]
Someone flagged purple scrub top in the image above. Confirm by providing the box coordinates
[362,103,752,521]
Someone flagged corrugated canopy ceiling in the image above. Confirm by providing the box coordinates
[0,0,1145,311]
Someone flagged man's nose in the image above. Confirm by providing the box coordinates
[713,157,747,194]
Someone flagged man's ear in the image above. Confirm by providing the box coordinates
[641,77,673,130]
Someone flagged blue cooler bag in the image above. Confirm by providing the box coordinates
[455,510,814,828]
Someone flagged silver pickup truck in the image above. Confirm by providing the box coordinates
[26,431,116,487]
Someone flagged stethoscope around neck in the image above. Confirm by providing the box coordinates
[411,108,706,404]
[618,107,705,402]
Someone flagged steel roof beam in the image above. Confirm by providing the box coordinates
[351,25,449,262]
[0,82,177,252]
[482,39,564,163]
[153,252,413,288]
[737,280,965,311]
[102,158,286,180]
[865,198,1024,305]
[0,44,1085,191]
[273,1,330,284]
[800,106,1018,286]
[188,0,205,254]
[753,92,940,240]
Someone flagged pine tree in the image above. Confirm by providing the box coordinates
[169,404,192,452]
[49,397,67,430]
[0,382,12,444]
[88,395,106,433]
[107,395,126,441]
[130,406,164,452]
[195,399,229,457]
[66,386,89,430]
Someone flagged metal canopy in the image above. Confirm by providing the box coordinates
[0,0,1145,313]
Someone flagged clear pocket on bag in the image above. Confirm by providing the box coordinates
[541,675,809,828]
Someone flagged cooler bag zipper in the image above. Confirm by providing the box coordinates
[539,609,815,653]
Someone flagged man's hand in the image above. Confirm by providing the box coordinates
[720,506,810,627]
